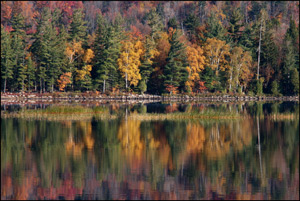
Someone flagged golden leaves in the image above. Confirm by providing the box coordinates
[118,39,143,87]
[186,45,206,91]
[57,72,72,91]
[65,40,84,64]
[83,49,94,63]
[229,46,253,89]
[75,65,92,81]
[204,38,230,75]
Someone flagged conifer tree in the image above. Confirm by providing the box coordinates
[10,13,26,91]
[26,55,35,92]
[206,12,227,41]
[291,68,299,95]
[1,27,14,92]
[162,28,188,93]
[93,14,124,92]
[228,8,243,44]
[144,8,164,40]
[70,9,87,45]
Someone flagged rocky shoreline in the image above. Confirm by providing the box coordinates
[1,92,299,104]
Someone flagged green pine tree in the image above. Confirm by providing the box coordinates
[1,27,14,92]
[93,13,124,92]
[228,7,243,44]
[144,8,164,40]
[281,40,297,95]
[291,68,299,95]
[205,12,227,41]
[162,28,188,93]
[26,56,35,92]
[184,13,200,40]
[11,13,26,91]
[70,9,87,45]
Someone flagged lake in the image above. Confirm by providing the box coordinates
[1,102,299,200]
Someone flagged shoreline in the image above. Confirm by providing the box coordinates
[1,92,299,104]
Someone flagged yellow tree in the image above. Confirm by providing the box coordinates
[75,48,94,81]
[57,72,72,91]
[229,47,252,92]
[204,38,230,76]
[118,39,144,90]
[65,39,84,66]
[186,45,206,92]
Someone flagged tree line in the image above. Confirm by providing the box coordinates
[1,1,299,95]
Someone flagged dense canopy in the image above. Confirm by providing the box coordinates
[1,1,299,95]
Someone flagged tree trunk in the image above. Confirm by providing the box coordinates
[40,78,42,93]
[229,69,233,92]
[257,18,263,80]
[125,72,128,89]
[103,79,106,93]
[4,78,7,93]
[43,79,45,93]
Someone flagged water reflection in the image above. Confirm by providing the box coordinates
[1,102,299,200]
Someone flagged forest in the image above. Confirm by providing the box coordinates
[1,1,299,95]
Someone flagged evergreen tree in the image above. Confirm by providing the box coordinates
[239,24,255,55]
[281,40,297,95]
[285,19,299,70]
[291,68,299,95]
[31,7,65,92]
[139,36,159,91]
[205,12,227,41]
[10,13,27,91]
[184,13,200,41]
[26,56,35,92]
[162,28,188,93]
[228,7,243,44]
[1,27,14,92]
[70,9,87,45]
[144,8,164,40]
[92,14,108,90]
[93,13,124,92]
[271,80,280,96]
[168,17,178,29]
[31,7,52,92]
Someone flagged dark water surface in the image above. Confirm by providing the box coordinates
[1,102,299,200]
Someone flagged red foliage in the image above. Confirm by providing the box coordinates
[130,25,143,39]
[195,81,207,94]
[1,1,12,25]
[165,84,178,95]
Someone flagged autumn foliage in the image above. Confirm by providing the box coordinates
[57,72,72,91]
[1,1,299,95]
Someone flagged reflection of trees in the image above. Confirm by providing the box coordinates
[118,119,145,171]
[1,102,299,200]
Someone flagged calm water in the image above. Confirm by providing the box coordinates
[1,102,299,200]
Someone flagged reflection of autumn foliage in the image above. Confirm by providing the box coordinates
[165,103,178,113]
[78,121,94,150]
[65,121,95,157]
[202,120,254,159]
[65,136,84,157]
[117,119,144,170]
[231,119,254,151]
[1,111,299,200]
[186,123,205,153]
